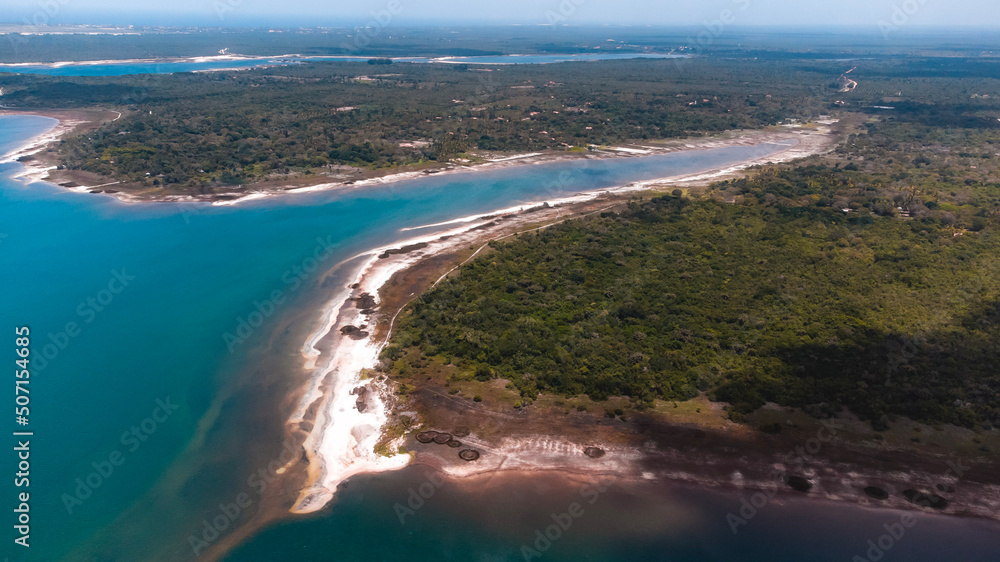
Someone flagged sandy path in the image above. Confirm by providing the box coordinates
[282,122,844,515]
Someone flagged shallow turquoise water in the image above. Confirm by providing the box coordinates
[2,114,998,561]
[0,57,336,76]
[0,114,788,560]
[0,53,684,76]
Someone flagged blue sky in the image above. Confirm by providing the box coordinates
[4,0,1000,28]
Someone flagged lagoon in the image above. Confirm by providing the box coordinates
[0,53,685,76]
[2,114,996,560]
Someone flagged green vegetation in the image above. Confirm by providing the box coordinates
[0,27,688,64]
[3,56,831,188]
[4,45,999,195]
[5,33,1000,431]
[365,49,1000,431]
[386,166,1000,430]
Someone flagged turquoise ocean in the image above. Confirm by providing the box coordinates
[0,53,684,76]
[1,114,998,561]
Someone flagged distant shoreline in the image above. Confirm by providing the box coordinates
[2,106,840,206]
[0,51,688,70]
[282,175,1000,532]
[0,107,121,185]
[0,110,848,520]
[329,193,1000,531]
[280,119,850,516]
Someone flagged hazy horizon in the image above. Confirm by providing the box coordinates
[5,0,1000,29]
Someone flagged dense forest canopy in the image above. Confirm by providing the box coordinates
[2,59,860,187]
[375,51,1000,431]
[4,43,999,431]
[2,57,820,186]
[3,51,998,193]
[387,166,1000,430]
[3,26,997,63]
[3,51,997,193]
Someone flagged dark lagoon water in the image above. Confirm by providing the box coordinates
[0,53,685,76]
[2,114,998,562]
[224,466,1000,562]
[0,113,830,561]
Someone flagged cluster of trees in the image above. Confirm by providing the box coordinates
[713,163,1000,233]
[830,122,1000,227]
[0,26,688,64]
[3,56,828,188]
[4,36,999,191]
[26,50,998,192]
[388,168,1000,429]
[376,54,1000,429]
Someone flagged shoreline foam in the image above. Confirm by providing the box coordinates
[0,109,120,186]
[287,221,507,513]
[280,129,843,515]
[5,105,835,206]
[0,52,688,72]
[0,112,846,518]
[1,115,63,183]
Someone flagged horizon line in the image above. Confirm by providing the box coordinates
[3,22,1000,31]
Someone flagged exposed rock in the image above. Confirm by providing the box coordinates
[354,293,377,310]
[864,486,889,500]
[340,325,369,340]
[459,449,480,461]
[378,242,429,259]
[903,489,949,509]
[785,476,813,493]
[416,431,438,444]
